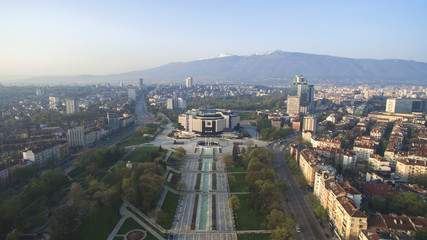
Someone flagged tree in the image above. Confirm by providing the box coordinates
[416,230,427,240]
[232,144,240,162]
[270,225,291,240]
[68,183,85,208]
[223,154,233,167]
[176,181,187,191]
[5,229,20,240]
[228,195,240,212]
[175,147,186,160]
[266,209,286,229]
[51,205,77,240]
[314,205,327,221]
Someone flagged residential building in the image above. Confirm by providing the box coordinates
[299,149,321,187]
[333,198,367,240]
[396,159,427,181]
[107,112,120,132]
[353,143,376,161]
[68,126,85,147]
[303,115,317,132]
[368,154,391,172]
[311,137,341,149]
[65,99,79,114]
[49,96,60,110]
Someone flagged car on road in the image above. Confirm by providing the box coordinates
[296,225,301,233]
[169,233,173,239]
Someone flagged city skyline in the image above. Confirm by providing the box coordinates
[1,1,427,77]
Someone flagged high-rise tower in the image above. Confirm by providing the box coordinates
[186,77,193,88]
[287,75,314,115]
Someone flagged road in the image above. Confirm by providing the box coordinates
[135,91,155,126]
[268,136,329,240]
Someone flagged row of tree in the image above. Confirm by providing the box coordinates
[187,94,286,111]
[231,147,295,239]
[255,116,294,141]
[371,192,427,217]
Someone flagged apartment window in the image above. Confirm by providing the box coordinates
[359,225,363,228]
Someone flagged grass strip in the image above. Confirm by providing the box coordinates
[191,194,199,230]
[195,173,201,190]
[212,173,217,190]
[212,195,216,230]
[237,233,271,240]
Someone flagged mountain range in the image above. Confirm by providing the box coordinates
[3,50,427,86]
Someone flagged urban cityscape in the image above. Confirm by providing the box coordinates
[1,1,427,240]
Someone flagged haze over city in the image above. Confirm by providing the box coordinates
[1,2,427,240]
[1,1,427,77]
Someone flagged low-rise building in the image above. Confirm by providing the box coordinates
[299,148,321,187]
[396,159,427,181]
[353,143,376,161]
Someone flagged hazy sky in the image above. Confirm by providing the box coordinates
[1,1,426,76]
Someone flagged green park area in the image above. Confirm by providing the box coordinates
[126,146,167,163]
[158,192,179,229]
[229,174,248,192]
[73,206,121,240]
[117,218,157,240]
[238,233,271,240]
[235,195,266,230]
[118,123,162,147]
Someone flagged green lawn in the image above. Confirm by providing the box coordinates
[125,147,167,163]
[116,218,158,240]
[117,218,142,234]
[238,234,271,240]
[68,166,84,178]
[238,111,256,121]
[73,206,121,240]
[212,173,217,190]
[158,192,179,229]
[227,166,246,172]
[235,195,265,230]
[117,135,154,147]
[229,174,248,192]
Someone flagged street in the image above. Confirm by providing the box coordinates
[269,136,329,240]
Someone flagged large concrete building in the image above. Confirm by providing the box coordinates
[178,109,240,135]
[65,99,79,114]
[107,112,120,132]
[386,98,427,114]
[167,97,186,110]
[287,75,314,115]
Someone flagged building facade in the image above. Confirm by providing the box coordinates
[65,99,79,114]
[178,109,240,135]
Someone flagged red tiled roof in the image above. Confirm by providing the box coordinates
[364,183,398,195]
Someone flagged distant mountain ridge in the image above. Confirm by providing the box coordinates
[4,50,427,86]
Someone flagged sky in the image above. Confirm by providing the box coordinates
[1,0,427,76]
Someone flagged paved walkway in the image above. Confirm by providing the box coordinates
[107,200,167,240]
